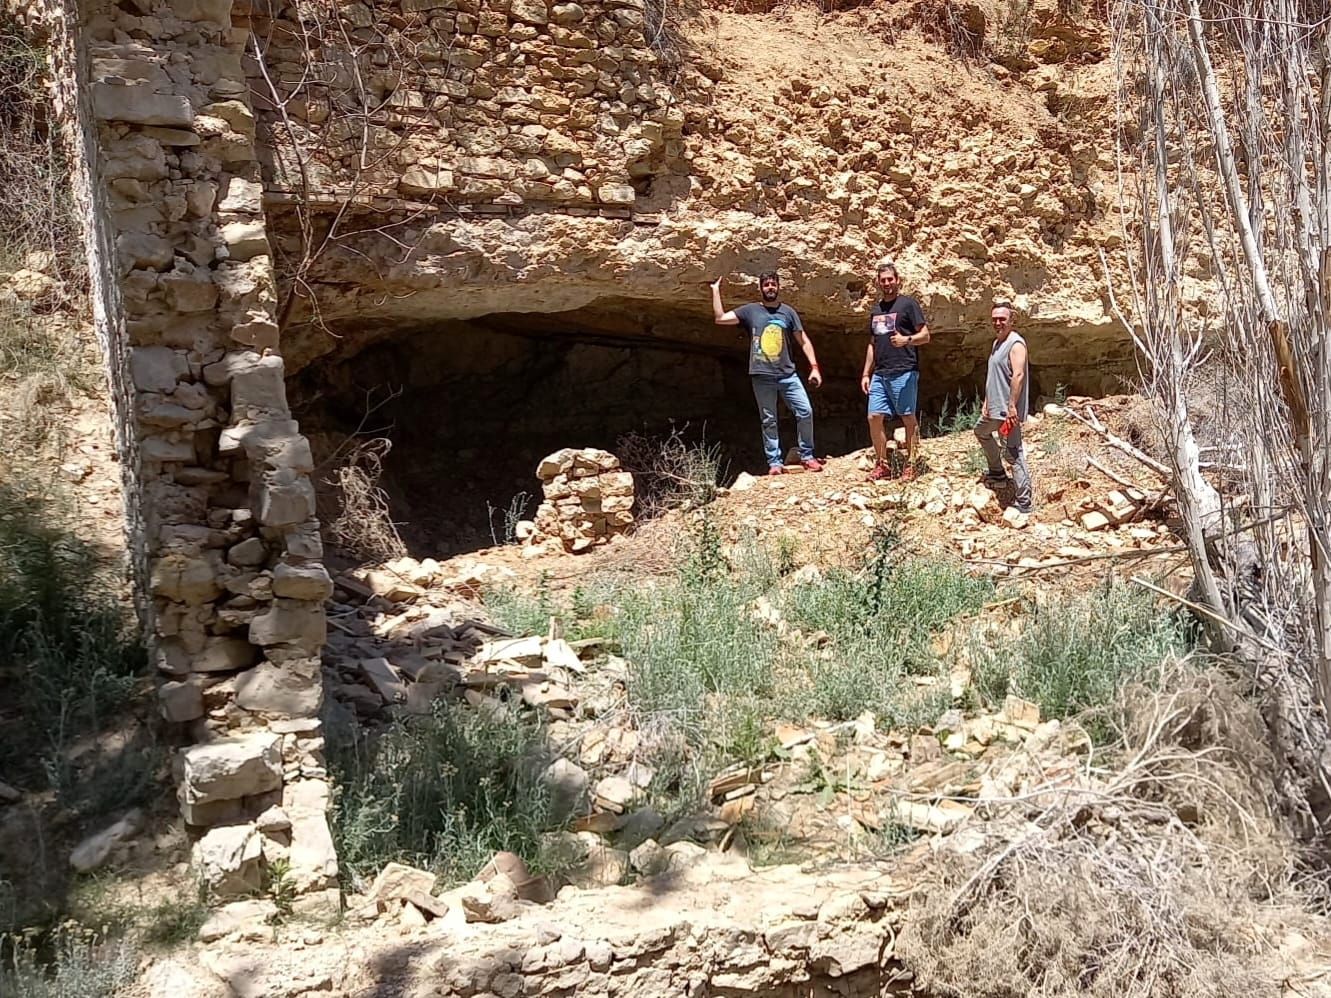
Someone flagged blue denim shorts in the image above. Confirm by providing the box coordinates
[868,370,919,417]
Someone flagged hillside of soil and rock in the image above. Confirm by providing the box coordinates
[70,400,1331,997]
[6,0,1331,994]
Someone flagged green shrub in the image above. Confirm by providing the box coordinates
[484,573,557,637]
[0,928,136,998]
[329,701,561,887]
[782,531,991,724]
[935,392,984,435]
[0,486,145,790]
[971,583,1192,730]
[616,525,778,728]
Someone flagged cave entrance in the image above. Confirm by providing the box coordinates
[291,298,995,560]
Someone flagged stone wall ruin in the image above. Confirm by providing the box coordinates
[32,0,1130,906]
[33,0,337,909]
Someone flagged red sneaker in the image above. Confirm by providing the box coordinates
[801,458,824,473]
[867,462,892,482]
[899,465,917,482]
[768,465,786,476]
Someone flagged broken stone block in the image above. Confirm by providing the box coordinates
[235,657,323,716]
[181,732,282,808]
[884,798,973,834]
[1080,510,1112,531]
[360,658,408,704]
[159,677,204,722]
[255,472,316,527]
[368,862,437,906]
[250,598,326,649]
[198,899,278,943]
[230,354,288,420]
[92,83,193,127]
[567,834,629,888]
[629,838,667,876]
[151,551,222,605]
[283,779,338,892]
[1001,694,1041,727]
[542,758,589,819]
[226,536,268,567]
[593,775,639,813]
[272,562,333,601]
[193,636,258,673]
[194,823,263,896]
[220,220,271,261]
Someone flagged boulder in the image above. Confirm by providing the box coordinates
[180,732,282,808]
[194,823,263,896]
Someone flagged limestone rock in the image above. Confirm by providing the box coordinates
[283,778,338,891]
[368,862,437,905]
[250,598,326,649]
[199,899,277,943]
[92,83,193,127]
[272,562,334,600]
[542,758,589,819]
[235,657,323,716]
[194,823,264,896]
[180,732,282,809]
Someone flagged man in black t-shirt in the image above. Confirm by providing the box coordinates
[712,271,824,474]
[859,261,931,481]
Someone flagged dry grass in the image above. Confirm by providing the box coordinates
[0,15,92,458]
[326,438,409,563]
[897,665,1311,998]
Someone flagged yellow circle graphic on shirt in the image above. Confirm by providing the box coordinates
[760,323,784,360]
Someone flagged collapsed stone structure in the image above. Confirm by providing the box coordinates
[25,0,1122,907]
[525,447,635,553]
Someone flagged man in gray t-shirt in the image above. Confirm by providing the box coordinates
[973,300,1033,513]
[712,271,824,474]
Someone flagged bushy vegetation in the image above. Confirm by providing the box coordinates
[616,426,727,519]
[329,701,563,888]
[1,15,91,450]
[0,485,147,798]
[488,520,994,819]
[933,391,984,435]
[0,928,137,998]
[971,582,1193,728]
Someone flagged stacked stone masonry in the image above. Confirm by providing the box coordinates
[248,0,684,211]
[526,447,635,552]
[33,0,337,906]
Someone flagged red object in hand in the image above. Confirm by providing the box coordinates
[999,415,1017,438]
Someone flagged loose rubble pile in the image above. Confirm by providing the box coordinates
[520,448,635,555]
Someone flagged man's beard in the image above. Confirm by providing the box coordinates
[762,289,779,302]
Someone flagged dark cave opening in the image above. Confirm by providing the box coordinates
[291,298,1051,559]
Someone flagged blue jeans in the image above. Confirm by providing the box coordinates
[752,372,814,468]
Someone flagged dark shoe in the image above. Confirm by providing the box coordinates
[982,470,1010,486]
[769,465,786,476]
[801,458,824,473]
[1015,502,1033,514]
[867,462,893,482]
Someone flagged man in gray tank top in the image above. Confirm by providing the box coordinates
[973,301,1032,513]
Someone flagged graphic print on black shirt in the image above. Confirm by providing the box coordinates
[870,295,926,376]
[736,302,802,377]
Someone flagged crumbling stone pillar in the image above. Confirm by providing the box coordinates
[35,0,337,911]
